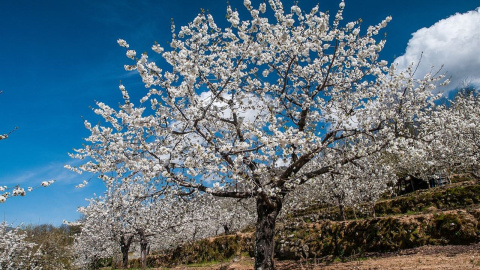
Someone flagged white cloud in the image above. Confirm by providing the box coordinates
[395,8,480,92]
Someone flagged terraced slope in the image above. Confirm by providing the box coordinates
[130,180,480,268]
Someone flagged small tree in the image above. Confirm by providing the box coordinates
[0,222,41,270]
[77,181,142,269]
[70,1,446,268]
[72,221,115,270]
[76,179,194,269]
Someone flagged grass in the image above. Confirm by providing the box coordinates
[405,210,418,215]
[185,260,223,267]
[100,267,169,270]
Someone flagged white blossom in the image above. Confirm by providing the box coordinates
[126,50,136,60]
[117,38,129,48]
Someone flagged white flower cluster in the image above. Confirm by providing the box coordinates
[41,180,55,187]
[117,38,129,48]
[0,180,55,203]
[12,187,25,196]
[126,50,136,60]
[75,180,89,188]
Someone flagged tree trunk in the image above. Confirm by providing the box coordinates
[339,203,346,221]
[139,232,148,269]
[337,197,346,221]
[223,224,230,235]
[120,245,129,269]
[254,196,282,270]
[120,235,134,269]
[91,255,99,270]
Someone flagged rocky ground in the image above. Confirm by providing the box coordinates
[170,243,480,269]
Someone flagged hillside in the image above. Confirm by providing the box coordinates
[128,179,480,269]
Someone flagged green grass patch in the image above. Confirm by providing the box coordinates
[185,260,223,267]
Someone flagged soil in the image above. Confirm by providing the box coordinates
[169,243,480,269]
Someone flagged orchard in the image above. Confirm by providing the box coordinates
[1,0,478,269]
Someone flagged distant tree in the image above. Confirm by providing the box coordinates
[77,185,137,269]
[0,222,41,270]
[76,179,183,269]
[386,87,479,184]
[283,153,395,220]
[171,193,255,242]
[208,196,255,235]
[22,224,76,270]
[434,88,479,179]
[76,178,254,269]
[69,1,447,268]
[72,220,116,270]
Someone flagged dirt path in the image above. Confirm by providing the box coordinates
[169,243,480,269]
[293,244,480,269]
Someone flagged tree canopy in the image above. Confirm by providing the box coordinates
[69,1,451,269]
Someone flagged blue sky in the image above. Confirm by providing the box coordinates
[0,0,479,226]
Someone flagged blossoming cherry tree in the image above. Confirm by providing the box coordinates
[70,1,447,269]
